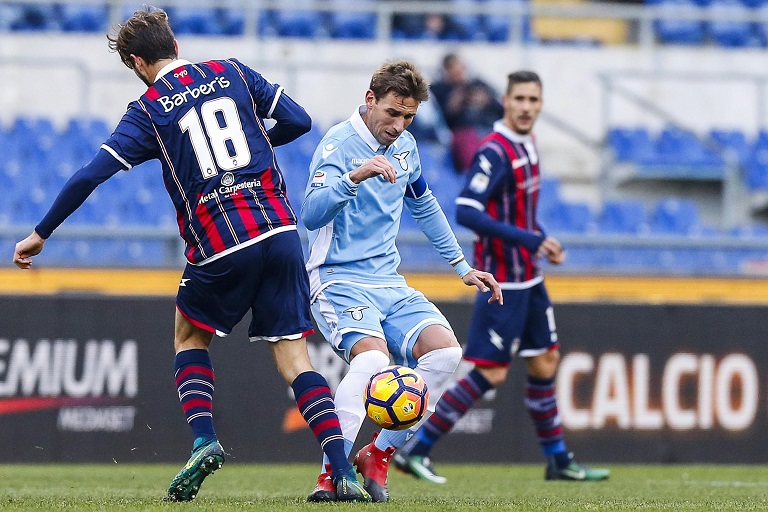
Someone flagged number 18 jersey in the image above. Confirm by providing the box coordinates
[103,58,297,265]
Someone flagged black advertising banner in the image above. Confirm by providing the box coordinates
[0,296,766,464]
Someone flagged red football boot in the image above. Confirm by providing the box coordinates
[306,463,336,502]
[353,433,396,502]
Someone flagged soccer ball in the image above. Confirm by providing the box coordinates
[363,365,429,430]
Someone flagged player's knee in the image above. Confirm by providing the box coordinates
[478,365,509,386]
[412,324,460,359]
[526,350,560,379]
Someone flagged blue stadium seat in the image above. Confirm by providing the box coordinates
[707,0,755,47]
[537,177,562,217]
[649,197,700,234]
[59,4,109,33]
[482,0,531,42]
[745,131,768,188]
[10,4,59,31]
[540,201,595,233]
[329,0,377,39]
[597,199,648,234]
[708,128,750,165]
[445,0,486,41]
[653,0,706,45]
[170,8,223,36]
[637,126,723,178]
[418,143,452,184]
[607,127,657,164]
[265,5,327,38]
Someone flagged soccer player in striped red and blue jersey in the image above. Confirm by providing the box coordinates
[13,7,368,503]
[394,71,610,482]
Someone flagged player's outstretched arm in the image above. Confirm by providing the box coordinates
[13,231,46,269]
[462,269,503,305]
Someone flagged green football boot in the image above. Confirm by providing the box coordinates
[333,468,372,502]
[545,455,610,481]
[166,439,226,501]
[392,451,447,484]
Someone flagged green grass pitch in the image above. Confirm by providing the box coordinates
[0,463,766,511]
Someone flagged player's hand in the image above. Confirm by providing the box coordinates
[462,269,503,305]
[537,236,565,265]
[349,155,398,184]
[13,231,46,269]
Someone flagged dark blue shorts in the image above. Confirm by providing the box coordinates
[463,281,558,367]
[176,229,314,342]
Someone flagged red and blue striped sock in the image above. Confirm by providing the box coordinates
[174,349,216,446]
[292,371,351,478]
[525,375,567,461]
[410,369,493,456]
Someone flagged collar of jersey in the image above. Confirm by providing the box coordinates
[350,104,385,152]
[493,120,533,144]
[154,58,194,83]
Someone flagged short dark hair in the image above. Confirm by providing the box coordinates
[506,70,542,94]
[442,53,460,70]
[369,60,430,103]
[107,7,176,70]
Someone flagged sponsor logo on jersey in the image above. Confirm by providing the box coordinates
[469,172,490,193]
[351,158,370,165]
[343,306,369,321]
[198,178,262,204]
[311,169,327,188]
[221,172,235,187]
[321,144,338,159]
[156,76,231,113]
[393,151,410,171]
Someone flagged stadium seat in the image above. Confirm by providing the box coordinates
[483,0,531,42]
[540,201,595,233]
[653,0,706,45]
[328,0,377,39]
[58,4,109,33]
[266,3,328,39]
[597,199,648,234]
[707,0,755,47]
[708,128,750,166]
[170,8,223,36]
[10,4,59,31]
[445,0,486,41]
[649,197,700,234]
[644,126,723,177]
[607,127,657,164]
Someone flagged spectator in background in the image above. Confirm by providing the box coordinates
[431,53,504,173]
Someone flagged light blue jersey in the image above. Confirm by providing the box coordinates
[303,105,467,301]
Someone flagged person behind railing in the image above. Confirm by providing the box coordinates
[431,52,504,173]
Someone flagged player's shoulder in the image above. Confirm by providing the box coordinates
[322,119,358,148]
[397,130,419,151]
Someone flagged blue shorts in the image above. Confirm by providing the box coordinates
[463,281,558,367]
[176,229,314,342]
[311,283,451,366]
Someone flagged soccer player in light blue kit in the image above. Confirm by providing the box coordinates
[302,60,502,503]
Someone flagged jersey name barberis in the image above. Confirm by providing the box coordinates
[156,76,231,113]
[199,179,262,204]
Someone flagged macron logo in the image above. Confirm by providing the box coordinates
[322,144,338,159]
